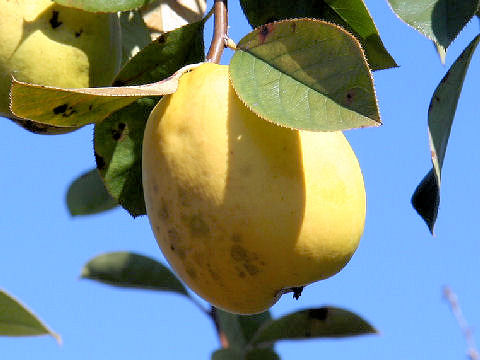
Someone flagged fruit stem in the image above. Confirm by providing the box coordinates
[206,0,228,64]
[211,306,230,348]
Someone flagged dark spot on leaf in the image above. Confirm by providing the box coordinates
[290,22,296,32]
[157,34,167,44]
[118,122,126,130]
[75,29,83,38]
[309,307,329,321]
[95,152,106,170]
[258,23,274,44]
[49,11,62,29]
[434,95,440,102]
[88,104,93,111]
[292,286,303,300]
[53,103,76,117]
[53,104,68,115]
[345,90,355,105]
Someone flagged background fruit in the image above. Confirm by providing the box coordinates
[142,63,366,314]
[0,0,122,123]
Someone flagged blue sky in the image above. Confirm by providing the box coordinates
[2,1,480,359]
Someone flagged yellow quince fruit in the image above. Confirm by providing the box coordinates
[0,0,122,127]
[142,63,366,314]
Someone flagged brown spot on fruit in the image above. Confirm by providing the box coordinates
[49,11,62,29]
[188,215,209,236]
[231,244,247,261]
[243,263,259,276]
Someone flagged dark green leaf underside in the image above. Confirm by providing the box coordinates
[66,169,118,216]
[240,0,397,70]
[0,290,60,342]
[230,19,380,131]
[81,252,189,296]
[251,306,377,345]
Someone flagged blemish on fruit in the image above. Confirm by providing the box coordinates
[231,233,242,242]
[49,11,62,29]
[231,244,247,262]
[309,307,329,321]
[157,199,168,219]
[75,29,83,38]
[94,152,105,170]
[186,266,197,279]
[244,263,259,276]
[188,215,209,236]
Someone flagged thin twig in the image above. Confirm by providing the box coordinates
[206,0,228,64]
[444,286,479,360]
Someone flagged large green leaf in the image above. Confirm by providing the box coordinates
[240,0,397,70]
[251,306,377,345]
[214,308,272,350]
[412,34,480,233]
[114,18,205,86]
[94,98,156,217]
[66,169,118,216]
[0,290,60,343]
[81,252,189,296]
[230,19,380,131]
[53,0,154,12]
[388,0,479,50]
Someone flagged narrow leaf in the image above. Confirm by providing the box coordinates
[0,289,60,343]
[240,0,397,70]
[251,306,377,345]
[10,63,200,129]
[94,98,156,217]
[215,308,272,351]
[81,251,189,296]
[114,19,205,86]
[388,0,479,49]
[412,34,480,232]
[52,0,154,12]
[230,19,380,131]
[66,169,118,216]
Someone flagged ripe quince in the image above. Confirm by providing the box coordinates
[0,0,122,124]
[142,63,366,314]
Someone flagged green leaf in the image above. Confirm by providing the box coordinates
[251,306,377,346]
[94,98,157,217]
[246,348,280,360]
[66,169,118,216]
[53,0,154,12]
[6,116,80,135]
[230,19,380,131]
[211,348,244,360]
[81,251,189,296]
[0,289,60,343]
[214,308,272,351]
[119,10,152,65]
[388,0,479,50]
[114,18,205,86]
[412,34,480,233]
[240,0,397,71]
